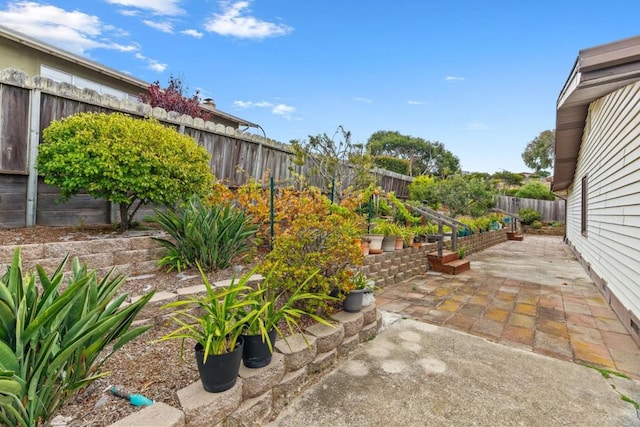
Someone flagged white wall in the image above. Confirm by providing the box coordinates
[566,80,640,330]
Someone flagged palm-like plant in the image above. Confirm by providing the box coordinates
[238,265,336,352]
[158,263,258,362]
[0,248,154,427]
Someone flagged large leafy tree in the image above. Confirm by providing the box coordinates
[367,130,460,177]
[38,112,214,230]
[138,75,212,120]
[522,129,555,173]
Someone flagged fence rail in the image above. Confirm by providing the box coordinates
[0,69,413,229]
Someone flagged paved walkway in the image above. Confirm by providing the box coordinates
[376,235,640,378]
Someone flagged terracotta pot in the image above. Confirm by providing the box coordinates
[394,236,404,250]
[361,241,370,256]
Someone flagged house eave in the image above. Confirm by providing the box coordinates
[553,35,640,192]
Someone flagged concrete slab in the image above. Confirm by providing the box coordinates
[268,317,640,427]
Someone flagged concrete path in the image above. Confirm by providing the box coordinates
[269,315,640,426]
[377,236,640,378]
[268,235,640,426]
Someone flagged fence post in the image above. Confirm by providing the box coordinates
[270,176,275,250]
[25,88,41,227]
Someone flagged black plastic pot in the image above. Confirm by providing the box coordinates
[343,288,365,312]
[242,328,277,368]
[194,337,244,393]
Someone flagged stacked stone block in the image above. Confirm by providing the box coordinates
[362,245,434,288]
[109,304,380,427]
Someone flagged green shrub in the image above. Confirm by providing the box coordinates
[154,197,258,272]
[519,208,542,225]
[0,249,154,427]
[38,112,214,230]
[530,220,543,229]
[515,181,556,201]
[261,214,363,313]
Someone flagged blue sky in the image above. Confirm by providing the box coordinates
[1,1,639,174]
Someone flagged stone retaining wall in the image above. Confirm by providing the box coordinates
[110,304,382,427]
[452,229,507,256]
[0,233,165,276]
[361,245,436,288]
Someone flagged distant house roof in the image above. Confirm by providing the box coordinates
[553,35,640,191]
[0,24,259,130]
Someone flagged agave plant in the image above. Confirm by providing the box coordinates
[154,196,258,272]
[0,248,154,427]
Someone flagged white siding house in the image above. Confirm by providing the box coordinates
[554,36,640,344]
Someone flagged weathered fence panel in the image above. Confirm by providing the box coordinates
[0,84,30,173]
[496,195,565,223]
[0,68,413,229]
[0,174,26,228]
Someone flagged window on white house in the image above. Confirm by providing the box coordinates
[581,175,588,236]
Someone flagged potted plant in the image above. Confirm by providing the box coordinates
[343,271,371,312]
[364,232,384,254]
[361,236,371,256]
[159,264,256,393]
[238,265,335,368]
[372,221,402,252]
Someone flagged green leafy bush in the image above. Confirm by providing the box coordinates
[261,214,363,312]
[154,197,258,272]
[515,181,556,201]
[38,112,214,230]
[530,220,543,229]
[519,208,542,225]
[0,249,154,427]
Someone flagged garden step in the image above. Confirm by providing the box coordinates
[430,259,471,275]
[507,232,524,241]
[427,250,458,264]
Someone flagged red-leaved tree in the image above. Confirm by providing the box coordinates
[138,75,213,121]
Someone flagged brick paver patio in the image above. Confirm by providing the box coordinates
[376,236,640,379]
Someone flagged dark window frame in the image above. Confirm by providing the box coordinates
[581,175,588,236]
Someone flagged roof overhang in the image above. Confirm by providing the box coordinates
[553,35,640,191]
[0,24,149,90]
[0,24,260,130]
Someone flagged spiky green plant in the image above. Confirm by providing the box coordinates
[154,197,258,272]
[158,263,257,362]
[0,248,154,427]
[238,265,336,352]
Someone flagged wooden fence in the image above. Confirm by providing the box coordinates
[496,195,565,223]
[0,69,413,229]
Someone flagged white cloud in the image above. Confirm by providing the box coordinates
[181,29,204,38]
[408,100,424,105]
[354,97,372,104]
[148,61,168,72]
[445,76,465,82]
[0,2,110,54]
[143,19,174,33]
[205,1,293,39]
[105,0,185,16]
[272,103,295,119]
[233,100,298,120]
[117,9,139,17]
[467,121,489,130]
[0,2,168,73]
